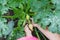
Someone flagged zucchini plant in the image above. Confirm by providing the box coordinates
[0,0,60,40]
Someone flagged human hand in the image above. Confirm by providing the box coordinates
[33,23,60,40]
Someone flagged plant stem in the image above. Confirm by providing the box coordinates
[35,28,40,40]
[40,32,46,40]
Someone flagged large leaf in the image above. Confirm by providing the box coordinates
[52,0,60,10]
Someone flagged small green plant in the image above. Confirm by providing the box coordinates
[0,0,60,40]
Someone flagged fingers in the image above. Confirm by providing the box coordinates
[24,24,31,33]
[24,24,32,36]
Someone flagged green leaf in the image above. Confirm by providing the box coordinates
[48,24,57,33]
[3,21,14,35]
[0,0,7,5]
[7,26,25,40]
[40,18,50,29]
[51,0,60,4]
[0,18,8,37]
[52,0,60,10]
